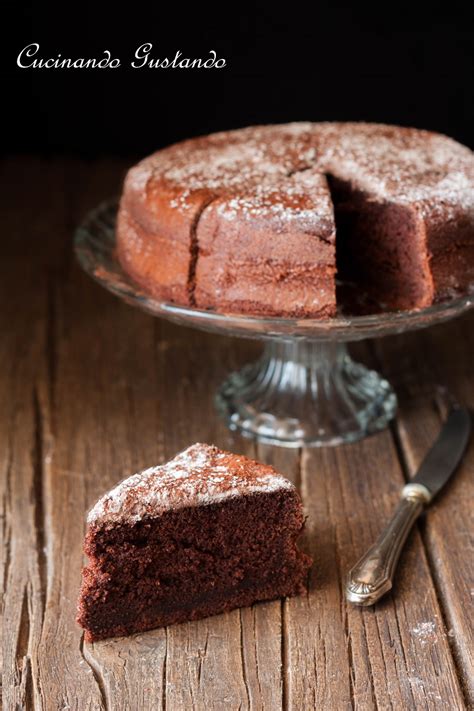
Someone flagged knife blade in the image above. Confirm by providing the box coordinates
[411,406,471,497]
[346,405,471,606]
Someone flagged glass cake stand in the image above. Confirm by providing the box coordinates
[75,201,474,447]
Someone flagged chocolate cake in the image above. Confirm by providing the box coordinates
[116,122,474,317]
[77,444,311,641]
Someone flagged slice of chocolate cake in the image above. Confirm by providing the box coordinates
[77,443,312,641]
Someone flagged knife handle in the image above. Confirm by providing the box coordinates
[346,483,432,606]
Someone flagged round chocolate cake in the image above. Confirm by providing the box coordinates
[116,122,474,318]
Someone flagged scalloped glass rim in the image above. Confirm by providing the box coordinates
[74,200,474,342]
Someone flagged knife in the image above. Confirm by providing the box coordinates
[346,405,471,606]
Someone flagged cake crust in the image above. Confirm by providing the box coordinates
[87,443,295,524]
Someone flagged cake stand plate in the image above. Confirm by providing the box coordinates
[75,201,474,447]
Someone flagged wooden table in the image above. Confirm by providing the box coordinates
[2,157,473,711]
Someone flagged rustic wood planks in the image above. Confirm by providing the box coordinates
[1,158,472,710]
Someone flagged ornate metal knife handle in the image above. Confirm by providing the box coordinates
[346,483,432,605]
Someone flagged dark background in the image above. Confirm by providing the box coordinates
[3,3,474,158]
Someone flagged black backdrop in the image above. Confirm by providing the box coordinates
[4,3,474,157]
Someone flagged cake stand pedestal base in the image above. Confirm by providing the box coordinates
[216,340,397,447]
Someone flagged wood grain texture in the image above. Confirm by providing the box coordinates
[0,164,49,710]
[374,316,474,706]
[1,157,472,710]
[258,438,467,710]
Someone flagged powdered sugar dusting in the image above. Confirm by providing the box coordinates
[411,620,438,647]
[214,171,334,233]
[130,123,322,212]
[126,162,154,195]
[88,443,294,525]
[318,122,474,206]
[130,122,474,219]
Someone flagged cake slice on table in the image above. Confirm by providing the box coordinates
[77,443,312,641]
